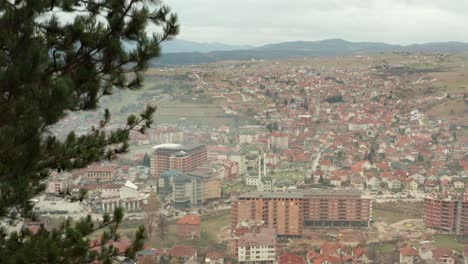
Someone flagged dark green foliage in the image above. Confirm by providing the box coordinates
[143,153,151,167]
[325,94,344,104]
[266,122,278,133]
[0,0,178,262]
[0,208,147,264]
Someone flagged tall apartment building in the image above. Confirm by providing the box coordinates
[268,132,289,150]
[303,190,372,228]
[150,144,207,178]
[423,191,468,235]
[231,190,372,237]
[231,192,304,237]
[160,170,221,209]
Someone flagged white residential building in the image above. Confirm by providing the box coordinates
[237,228,276,264]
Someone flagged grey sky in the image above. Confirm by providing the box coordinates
[164,0,468,46]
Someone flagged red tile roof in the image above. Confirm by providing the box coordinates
[278,253,306,264]
[177,215,201,225]
[206,250,224,260]
[400,246,418,257]
[167,245,197,258]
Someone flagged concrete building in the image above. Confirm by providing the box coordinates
[170,171,222,209]
[423,191,468,236]
[84,165,117,182]
[268,132,289,150]
[237,228,276,264]
[231,190,372,237]
[303,190,372,228]
[95,181,149,213]
[232,192,303,237]
[150,144,207,178]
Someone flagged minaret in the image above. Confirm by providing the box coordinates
[258,155,262,181]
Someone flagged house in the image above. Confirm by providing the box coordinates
[176,215,201,239]
[432,248,455,264]
[353,247,370,263]
[463,246,468,264]
[237,228,276,264]
[205,250,224,264]
[306,251,319,264]
[406,179,419,192]
[137,248,164,264]
[320,242,345,257]
[454,179,466,189]
[399,246,419,264]
[278,253,306,264]
[166,245,197,264]
[367,176,381,190]
[184,260,199,264]
[312,255,340,264]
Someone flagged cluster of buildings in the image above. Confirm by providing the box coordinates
[41,54,468,264]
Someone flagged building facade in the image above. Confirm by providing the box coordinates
[232,192,303,237]
[302,190,372,228]
[150,144,207,178]
[177,214,201,239]
[423,191,468,235]
[84,166,117,182]
[237,228,277,264]
[231,190,372,237]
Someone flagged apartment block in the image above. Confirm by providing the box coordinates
[423,191,468,235]
[231,190,372,237]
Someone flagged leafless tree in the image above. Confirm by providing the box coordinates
[143,192,160,238]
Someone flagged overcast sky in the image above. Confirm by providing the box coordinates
[164,0,468,46]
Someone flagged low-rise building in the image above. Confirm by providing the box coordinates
[167,245,197,264]
[95,181,149,213]
[237,228,276,264]
[205,250,224,264]
[278,253,306,264]
[399,246,419,264]
[176,215,201,239]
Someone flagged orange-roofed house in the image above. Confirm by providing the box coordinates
[432,248,455,264]
[167,245,197,264]
[399,246,419,264]
[278,253,306,264]
[205,250,224,264]
[352,247,370,263]
[313,255,340,264]
[177,215,201,239]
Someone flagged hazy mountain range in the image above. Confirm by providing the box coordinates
[161,39,253,53]
[152,38,468,66]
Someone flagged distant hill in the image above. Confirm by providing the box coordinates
[151,39,468,66]
[160,39,252,53]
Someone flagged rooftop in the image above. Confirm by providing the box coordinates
[237,189,363,199]
[177,214,201,225]
[152,143,205,152]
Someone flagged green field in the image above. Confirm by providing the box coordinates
[222,180,256,193]
[433,234,465,251]
[373,202,423,224]
[368,242,396,253]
